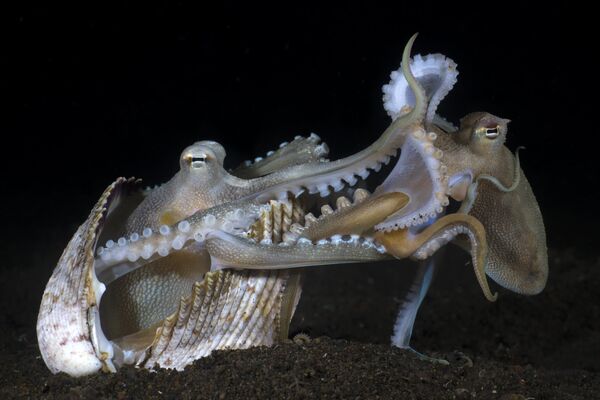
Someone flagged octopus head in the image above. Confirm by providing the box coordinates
[179,140,228,183]
[455,112,510,156]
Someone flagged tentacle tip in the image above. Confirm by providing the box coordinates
[403,33,419,60]
[486,291,499,302]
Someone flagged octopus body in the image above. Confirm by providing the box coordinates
[37,35,548,376]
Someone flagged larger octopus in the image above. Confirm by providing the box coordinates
[36,35,547,376]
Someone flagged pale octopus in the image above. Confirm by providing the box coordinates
[37,35,547,376]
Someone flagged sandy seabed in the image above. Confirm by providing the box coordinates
[1,235,598,399]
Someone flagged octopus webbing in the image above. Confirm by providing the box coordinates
[36,34,548,376]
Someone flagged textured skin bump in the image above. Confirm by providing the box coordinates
[435,114,548,295]
[100,250,209,339]
[469,168,548,294]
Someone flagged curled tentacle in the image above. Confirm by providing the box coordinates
[375,213,497,302]
[458,146,524,214]
[373,34,450,231]
[383,52,458,124]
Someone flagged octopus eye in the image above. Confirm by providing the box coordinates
[191,156,207,168]
[477,125,500,139]
[485,127,499,138]
[183,154,207,168]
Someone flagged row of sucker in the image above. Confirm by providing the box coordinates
[95,196,308,282]
[250,189,384,250]
[298,190,409,243]
[383,53,459,124]
[374,128,450,231]
[201,189,391,270]
[204,227,388,271]
[95,203,263,280]
[411,225,466,260]
[114,197,308,368]
[251,146,395,202]
[140,189,384,270]
[240,35,447,234]
[412,220,497,302]
[371,35,452,232]
[235,133,329,174]
[242,35,426,206]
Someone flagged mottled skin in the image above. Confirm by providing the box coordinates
[433,113,548,294]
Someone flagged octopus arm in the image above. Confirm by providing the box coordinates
[204,230,390,270]
[94,201,263,283]
[300,192,409,241]
[374,47,460,231]
[374,132,448,230]
[375,213,497,302]
[230,36,425,201]
[383,52,458,125]
[232,133,329,178]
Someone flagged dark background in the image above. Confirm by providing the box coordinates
[1,2,593,264]
[2,4,600,398]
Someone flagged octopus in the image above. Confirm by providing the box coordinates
[36,34,547,376]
